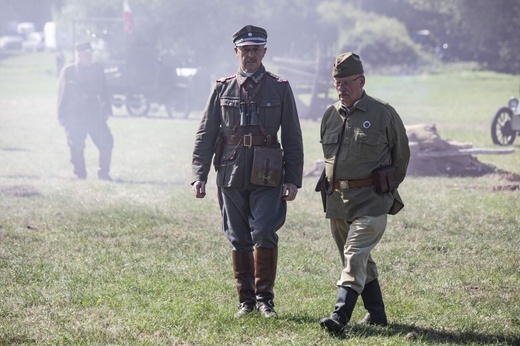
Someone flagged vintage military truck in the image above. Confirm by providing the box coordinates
[72,17,208,118]
[103,49,202,118]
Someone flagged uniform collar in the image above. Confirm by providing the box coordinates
[335,91,367,115]
[236,64,266,86]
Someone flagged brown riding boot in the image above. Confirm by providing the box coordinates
[254,247,278,318]
[232,250,256,318]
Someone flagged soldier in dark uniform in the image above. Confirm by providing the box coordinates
[57,42,114,180]
[318,53,410,335]
[191,25,304,318]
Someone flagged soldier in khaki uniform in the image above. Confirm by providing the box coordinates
[191,25,304,318]
[318,53,410,335]
[57,42,113,180]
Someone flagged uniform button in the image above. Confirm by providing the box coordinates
[267,103,271,107]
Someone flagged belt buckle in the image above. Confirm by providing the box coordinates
[244,133,253,147]
[339,180,349,189]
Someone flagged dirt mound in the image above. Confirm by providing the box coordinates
[406,124,517,179]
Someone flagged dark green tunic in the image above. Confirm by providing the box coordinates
[321,92,410,219]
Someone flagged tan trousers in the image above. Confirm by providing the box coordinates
[330,214,387,294]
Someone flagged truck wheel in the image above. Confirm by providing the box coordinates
[126,93,150,116]
[491,107,516,145]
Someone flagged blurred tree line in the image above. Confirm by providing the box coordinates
[2,0,519,74]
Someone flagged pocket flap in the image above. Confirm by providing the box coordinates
[220,98,240,107]
[321,132,340,144]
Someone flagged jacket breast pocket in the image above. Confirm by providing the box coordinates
[354,131,382,157]
[259,98,282,127]
[220,97,240,127]
[321,132,341,159]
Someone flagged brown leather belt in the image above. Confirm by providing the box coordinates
[223,134,278,147]
[333,177,374,190]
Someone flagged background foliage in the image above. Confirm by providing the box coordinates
[1,0,519,73]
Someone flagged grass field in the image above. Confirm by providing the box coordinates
[0,51,519,345]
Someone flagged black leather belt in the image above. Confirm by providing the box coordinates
[223,134,277,147]
[333,177,374,190]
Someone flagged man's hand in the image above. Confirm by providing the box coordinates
[282,183,298,201]
[192,181,206,198]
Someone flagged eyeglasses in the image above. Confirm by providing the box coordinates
[332,75,363,88]
[237,46,265,54]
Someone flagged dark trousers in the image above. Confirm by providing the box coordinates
[219,185,286,251]
[64,117,113,175]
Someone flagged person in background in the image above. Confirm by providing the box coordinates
[318,52,410,335]
[55,49,65,78]
[57,42,114,181]
[191,25,304,318]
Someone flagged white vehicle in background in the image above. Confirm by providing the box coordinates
[21,32,45,52]
[0,21,44,52]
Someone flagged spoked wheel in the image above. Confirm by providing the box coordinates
[164,86,190,119]
[491,107,516,145]
[125,93,150,116]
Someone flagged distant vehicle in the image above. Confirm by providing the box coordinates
[21,32,45,52]
[104,52,206,118]
[0,35,23,50]
[72,16,209,118]
[491,95,520,145]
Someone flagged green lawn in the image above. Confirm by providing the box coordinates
[0,51,519,345]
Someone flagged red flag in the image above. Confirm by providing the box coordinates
[123,1,134,33]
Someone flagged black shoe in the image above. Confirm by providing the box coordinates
[257,300,277,318]
[74,170,87,179]
[321,286,359,335]
[98,172,112,181]
[320,313,346,334]
[234,303,255,318]
[359,312,388,326]
[360,279,388,326]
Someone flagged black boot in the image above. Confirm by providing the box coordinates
[358,279,388,326]
[254,247,278,318]
[232,251,256,318]
[70,149,86,179]
[320,286,359,335]
[98,149,112,181]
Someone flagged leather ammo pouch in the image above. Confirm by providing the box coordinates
[314,169,328,212]
[250,147,283,187]
[371,165,397,194]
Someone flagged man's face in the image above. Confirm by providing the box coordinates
[234,45,266,73]
[333,74,365,107]
[76,49,93,66]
